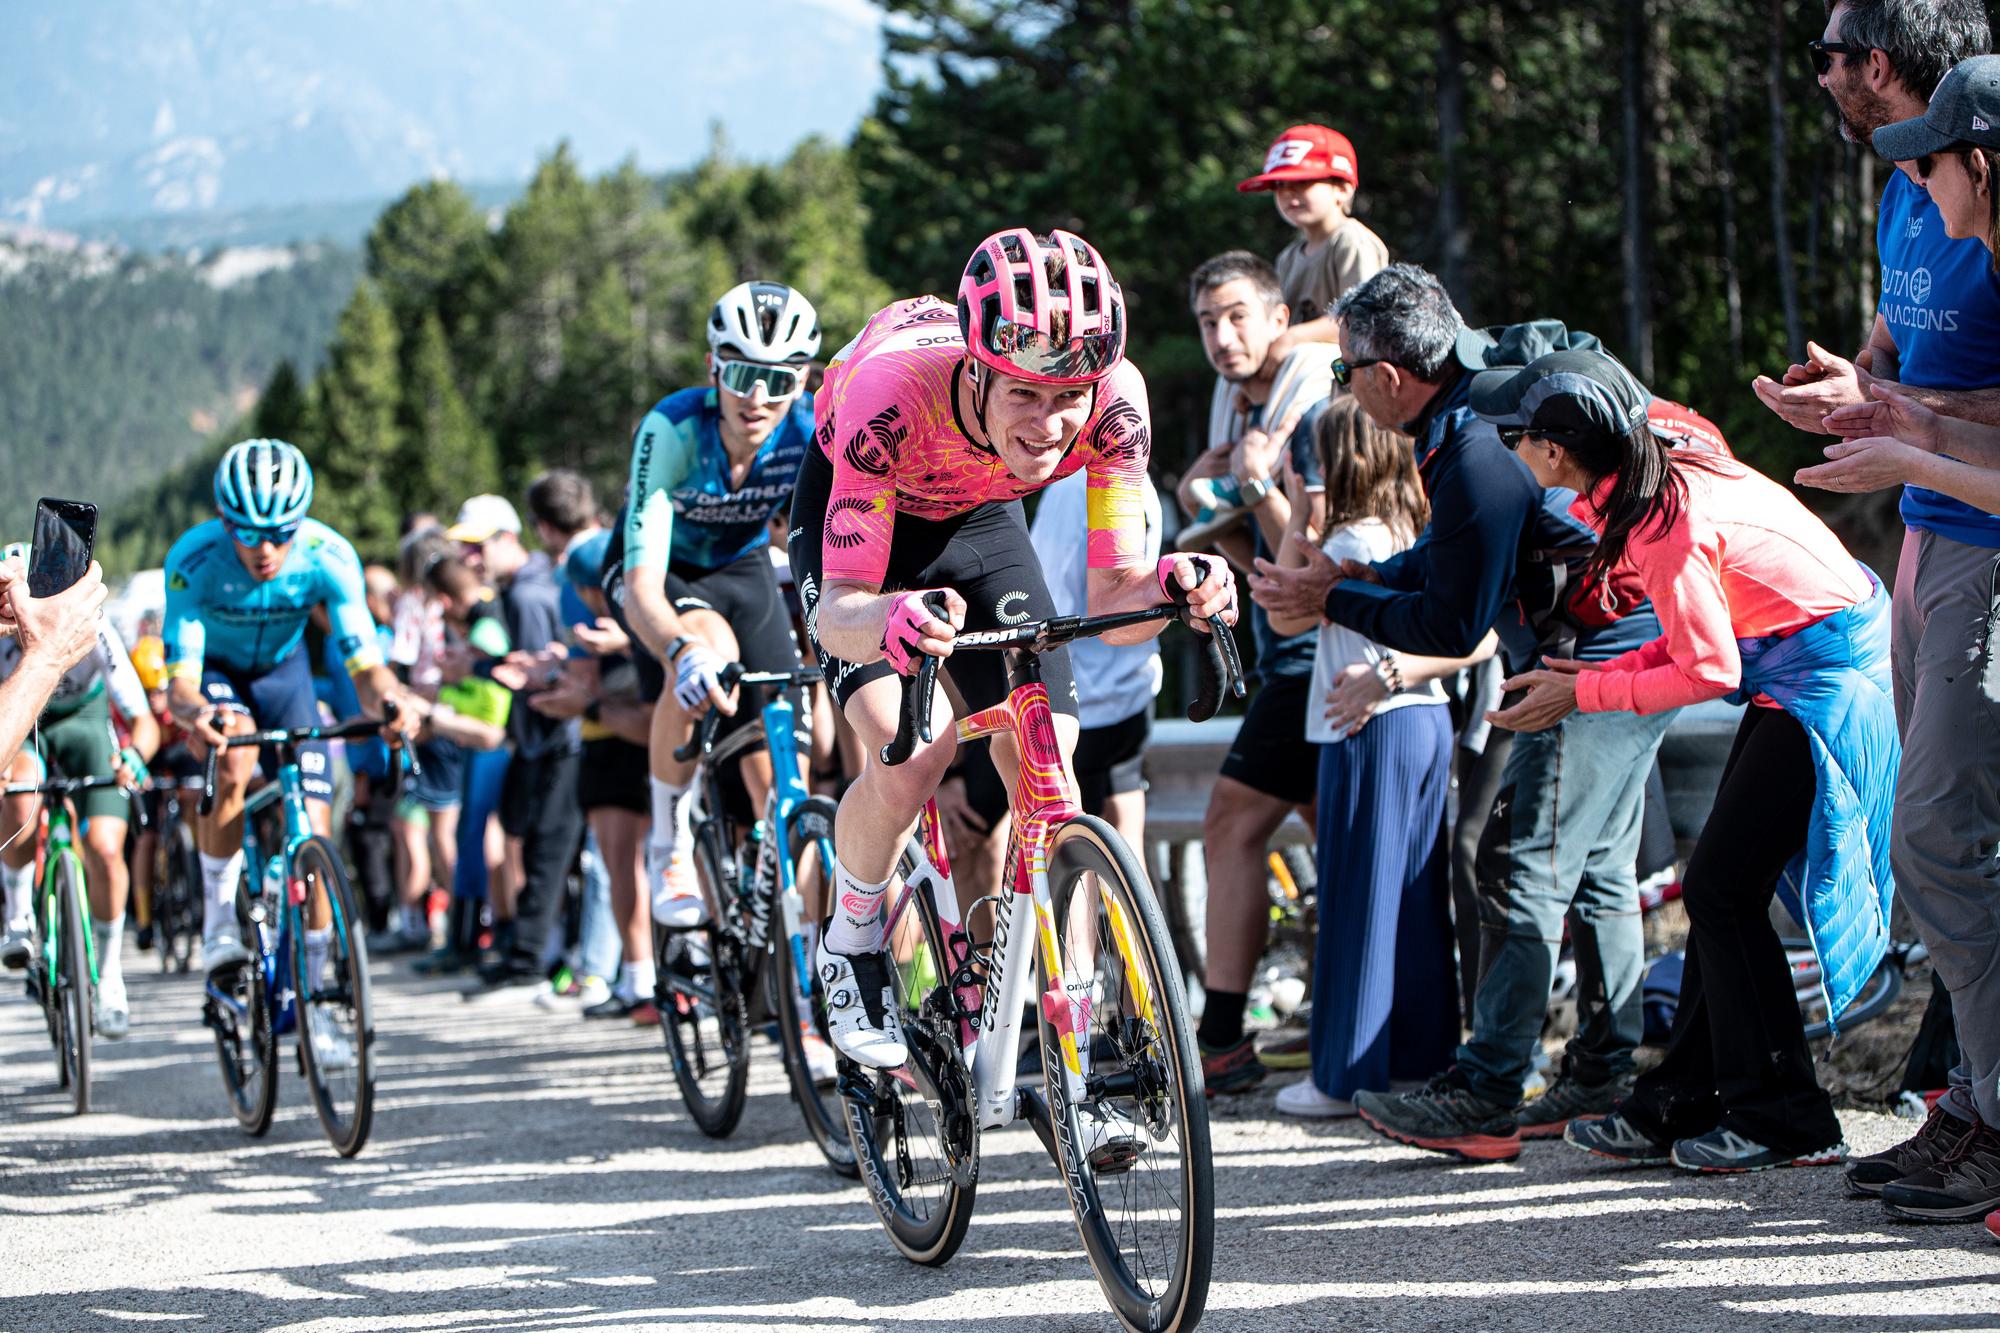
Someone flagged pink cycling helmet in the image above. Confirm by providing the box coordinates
[956,228,1127,385]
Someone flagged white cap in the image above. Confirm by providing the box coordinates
[446,494,522,545]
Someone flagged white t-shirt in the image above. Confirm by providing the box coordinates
[1028,470,1163,730]
[1307,518,1447,745]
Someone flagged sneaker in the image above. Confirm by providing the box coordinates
[629,1000,661,1028]
[817,938,906,1069]
[369,924,433,957]
[1276,1080,1356,1119]
[135,924,155,953]
[1354,1068,1522,1163]
[1880,1119,2000,1221]
[1517,1071,1632,1140]
[203,924,249,975]
[1847,1102,1976,1197]
[584,992,643,1020]
[1199,1034,1266,1096]
[1670,1128,1847,1174]
[411,946,475,977]
[93,972,130,1040]
[1987,1209,2000,1242]
[1078,1101,1145,1173]
[308,1005,355,1073]
[1565,1110,1673,1166]
[573,975,612,1009]
[1261,1030,1312,1071]
[0,921,31,971]
[475,957,545,991]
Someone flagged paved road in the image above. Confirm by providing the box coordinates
[1,960,1997,1332]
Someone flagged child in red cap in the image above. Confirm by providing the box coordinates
[1239,124,1390,359]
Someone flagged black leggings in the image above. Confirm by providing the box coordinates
[1618,704,1844,1153]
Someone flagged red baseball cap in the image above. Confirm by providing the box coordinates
[1237,124,1359,192]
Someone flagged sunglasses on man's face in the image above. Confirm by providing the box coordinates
[229,522,300,549]
[1808,38,1865,77]
[1331,355,1388,387]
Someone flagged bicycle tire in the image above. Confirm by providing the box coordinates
[55,856,92,1114]
[1043,815,1213,1333]
[158,817,201,974]
[208,875,278,1135]
[658,820,750,1138]
[770,796,857,1177]
[292,837,376,1156]
[1157,844,1207,990]
[841,841,976,1267]
[1794,947,1904,1043]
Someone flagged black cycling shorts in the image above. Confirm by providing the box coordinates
[577,736,651,814]
[601,516,801,710]
[1218,672,1317,807]
[788,444,1077,721]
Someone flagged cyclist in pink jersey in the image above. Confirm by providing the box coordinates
[789,228,1236,1067]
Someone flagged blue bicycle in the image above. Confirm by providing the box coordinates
[659,663,853,1175]
[198,707,411,1157]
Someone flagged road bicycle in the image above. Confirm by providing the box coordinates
[657,663,855,1176]
[839,584,1241,1333]
[4,767,135,1115]
[198,707,410,1157]
[142,774,204,973]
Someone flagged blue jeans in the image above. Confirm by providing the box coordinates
[1457,704,1675,1107]
[575,831,622,983]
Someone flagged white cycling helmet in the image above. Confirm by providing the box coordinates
[706,281,822,365]
[0,542,24,566]
[215,438,314,531]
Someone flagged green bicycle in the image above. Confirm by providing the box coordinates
[5,768,133,1115]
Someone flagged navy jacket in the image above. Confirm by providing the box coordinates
[1324,367,1658,672]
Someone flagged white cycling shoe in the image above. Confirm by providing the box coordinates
[203,924,250,975]
[309,1005,355,1073]
[0,920,32,971]
[648,847,708,929]
[93,972,130,1040]
[816,938,906,1069]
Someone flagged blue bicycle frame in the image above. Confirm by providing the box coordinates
[759,684,831,1014]
[205,756,320,1038]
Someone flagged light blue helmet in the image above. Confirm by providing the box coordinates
[215,439,314,530]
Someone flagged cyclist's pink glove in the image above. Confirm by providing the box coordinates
[1157,554,1237,617]
[881,590,946,676]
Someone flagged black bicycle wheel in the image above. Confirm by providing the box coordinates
[770,796,856,1176]
[158,816,201,974]
[292,837,375,1157]
[1043,815,1213,1333]
[206,874,277,1135]
[841,845,977,1267]
[1791,941,1904,1043]
[1156,844,1206,991]
[658,820,750,1138]
[54,856,92,1114]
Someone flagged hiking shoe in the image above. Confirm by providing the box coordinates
[817,938,906,1069]
[1517,1072,1632,1140]
[1355,1068,1521,1163]
[1199,1035,1266,1096]
[1565,1110,1672,1165]
[1847,1102,1976,1197]
[1276,1080,1355,1119]
[1881,1119,2000,1221]
[1261,1029,1311,1071]
[1670,1128,1846,1174]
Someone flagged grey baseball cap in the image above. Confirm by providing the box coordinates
[1873,53,2000,161]
[1469,348,1649,445]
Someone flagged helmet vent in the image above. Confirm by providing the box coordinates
[998,234,1027,264]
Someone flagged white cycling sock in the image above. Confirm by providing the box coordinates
[626,957,657,1003]
[200,851,245,937]
[304,927,332,993]
[92,916,124,983]
[821,856,890,956]
[647,776,695,871]
[1,860,30,926]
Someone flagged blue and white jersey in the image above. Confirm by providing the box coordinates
[162,518,382,678]
[622,388,815,573]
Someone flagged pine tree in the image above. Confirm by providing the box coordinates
[252,359,308,443]
[306,284,404,558]
[403,310,501,513]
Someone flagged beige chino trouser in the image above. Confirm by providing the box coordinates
[1892,527,2000,1129]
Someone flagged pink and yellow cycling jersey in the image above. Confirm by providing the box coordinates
[812,296,1154,587]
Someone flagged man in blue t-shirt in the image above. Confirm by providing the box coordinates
[1757,0,2000,1216]
[1173,251,1335,1093]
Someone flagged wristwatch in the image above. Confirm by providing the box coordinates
[1237,474,1272,506]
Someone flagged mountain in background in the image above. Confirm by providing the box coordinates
[2,0,882,240]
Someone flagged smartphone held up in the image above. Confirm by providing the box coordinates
[27,498,97,599]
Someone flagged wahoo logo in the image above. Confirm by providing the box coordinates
[1977,114,1992,132]
[996,591,1032,625]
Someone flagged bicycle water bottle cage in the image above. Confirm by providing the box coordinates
[938,894,1005,1030]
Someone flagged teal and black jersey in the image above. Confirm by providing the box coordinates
[162,518,382,679]
[622,387,814,574]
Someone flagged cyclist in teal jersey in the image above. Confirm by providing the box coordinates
[600,281,820,930]
[161,439,415,981]
[0,560,160,1039]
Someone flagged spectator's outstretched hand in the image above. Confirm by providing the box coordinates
[1249,545,1337,624]
[1823,380,1940,451]
[1795,435,1927,494]
[0,560,105,674]
[1751,341,1863,434]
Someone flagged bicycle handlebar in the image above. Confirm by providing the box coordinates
[879,560,1246,767]
[198,698,416,817]
[671,662,826,764]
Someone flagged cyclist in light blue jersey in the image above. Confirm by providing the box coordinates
[162,439,415,982]
[600,280,818,928]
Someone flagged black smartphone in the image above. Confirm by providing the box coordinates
[28,498,97,598]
